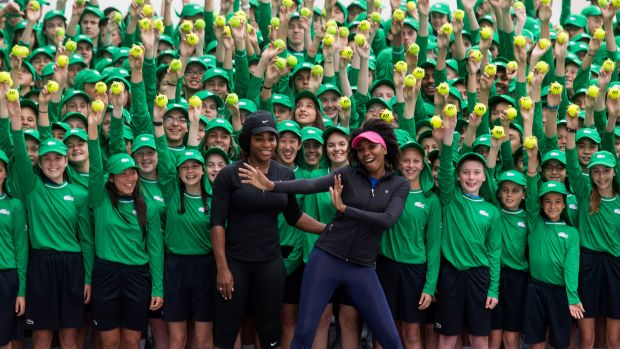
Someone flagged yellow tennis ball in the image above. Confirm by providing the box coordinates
[441,23,453,36]
[186,33,199,46]
[413,67,425,79]
[395,61,408,73]
[473,103,487,116]
[550,82,563,95]
[587,85,600,98]
[95,81,107,94]
[270,17,280,28]
[505,107,517,120]
[110,82,124,95]
[599,0,609,7]
[359,20,371,32]
[484,64,497,77]
[286,55,298,68]
[603,59,616,73]
[91,100,105,112]
[194,19,206,30]
[155,94,168,108]
[470,49,482,62]
[169,59,182,72]
[608,86,620,100]
[188,95,202,108]
[56,27,65,38]
[311,65,324,77]
[380,109,394,123]
[76,0,86,5]
[139,18,151,30]
[392,9,405,21]
[538,38,551,50]
[300,7,312,17]
[370,12,382,23]
[513,1,525,9]
[65,40,77,52]
[30,0,40,11]
[226,93,239,105]
[514,35,526,47]
[153,18,164,33]
[523,136,537,150]
[274,57,287,70]
[557,31,569,45]
[130,45,143,58]
[215,15,226,27]
[326,19,338,28]
[142,4,153,16]
[341,47,354,60]
[273,39,286,49]
[437,82,450,96]
[491,126,506,139]
[404,74,417,87]
[535,61,549,74]
[540,0,551,5]
[0,72,11,84]
[406,1,416,11]
[323,34,335,47]
[180,20,193,32]
[339,27,349,38]
[339,96,351,109]
[594,28,606,40]
[56,55,69,68]
[454,9,464,21]
[374,0,382,8]
[354,34,366,46]
[480,27,493,40]
[566,104,581,117]
[6,89,19,102]
[430,115,443,128]
[229,16,241,28]
[612,0,620,7]
[46,80,59,93]
[113,11,123,24]
[326,26,338,36]
[506,61,518,71]
[443,104,457,117]
[134,0,144,5]
[519,96,533,109]
[407,43,420,55]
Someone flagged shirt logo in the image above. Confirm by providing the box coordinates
[153,195,164,203]
[0,209,10,215]
[26,319,34,325]
[132,210,137,215]
[414,202,425,208]
[518,221,526,228]
[199,207,205,212]
[614,209,620,214]
[385,189,389,194]
[569,204,577,210]
[63,195,74,201]
[558,232,568,239]
[479,210,489,217]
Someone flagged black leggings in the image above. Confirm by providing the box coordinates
[214,256,285,349]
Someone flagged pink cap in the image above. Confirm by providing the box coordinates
[351,131,386,150]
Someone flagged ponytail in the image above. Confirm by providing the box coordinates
[106,180,148,238]
[178,179,210,215]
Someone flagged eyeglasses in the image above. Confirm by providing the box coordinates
[164,116,187,125]
[543,164,566,172]
[185,70,205,77]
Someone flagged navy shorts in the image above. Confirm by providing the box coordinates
[523,278,571,349]
[376,255,427,323]
[0,269,19,346]
[578,248,620,319]
[491,267,528,331]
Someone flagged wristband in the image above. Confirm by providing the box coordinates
[153,121,163,126]
[39,110,48,113]
[567,127,577,133]
[547,105,559,111]
[263,84,272,90]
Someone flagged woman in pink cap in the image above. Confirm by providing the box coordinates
[240,119,409,349]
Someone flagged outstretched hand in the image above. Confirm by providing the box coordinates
[330,174,346,213]
[239,162,275,191]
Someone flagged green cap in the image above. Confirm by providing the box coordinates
[403,17,419,31]
[166,102,189,118]
[563,14,587,29]
[369,78,395,96]
[366,97,392,111]
[400,141,425,156]
[316,83,342,97]
[39,138,67,157]
[457,152,487,169]
[206,118,233,134]
[187,56,208,71]
[473,134,491,149]
[542,150,567,166]
[41,62,55,77]
[204,146,229,164]
[62,112,88,126]
[83,6,105,19]
[576,128,601,144]
[75,34,94,46]
[69,53,87,67]
[180,3,203,18]
[301,126,324,144]
[24,128,40,142]
[581,5,602,17]
[291,62,314,77]
[62,128,88,143]
[538,180,568,197]
[175,149,205,167]
[20,99,39,114]
[430,2,451,16]
[497,170,526,186]
[73,69,102,90]
[62,89,90,106]
[588,150,617,169]
[28,46,54,61]
[273,94,293,109]
[44,10,66,22]
[614,127,620,138]
[52,122,71,133]
[132,134,156,153]
[323,125,350,141]
[277,120,302,138]
[123,125,134,141]
[202,67,231,85]
[239,99,257,113]
[193,90,224,108]
[107,153,139,174]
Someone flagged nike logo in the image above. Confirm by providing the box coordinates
[262,120,269,124]
[270,341,278,347]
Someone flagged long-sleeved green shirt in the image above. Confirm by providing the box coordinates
[0,193,28,296]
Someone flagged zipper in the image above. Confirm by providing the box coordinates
[371,188,374,197]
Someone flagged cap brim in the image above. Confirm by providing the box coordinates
[251,126,277,134]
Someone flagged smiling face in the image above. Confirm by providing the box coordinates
[591,165,615,194]
[326,132,349,166]
[206,153,226,183]
[458,159,486,195]
[201,98,219,119]
[250,132,277,163]
[109,168,139,196]
[577,139,599,168]
[371,85,395,101]
[355,139,386,177]
[276,132,301,167]
[21,107,37,130]
[39,152,68,184]
[133,147,158,176]
[184,63,206,90]
[294,97,318,127]
[499,181,525,210]
[204,76,229,99]
[303,139,323,169]
[400,147,424,185]
[319,91,340,119]
[206,129,232,153]
[542,159,566,183]
[66,137,88,164]
[179,160,204,187]
[541,192,566,222]
[163,110,188,146]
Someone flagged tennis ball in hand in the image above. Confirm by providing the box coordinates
[370,12,382,23]
[593,28,606,40]
[603,59,616,73]
[226,93,238,106]
[169,59,182,72]
[612,0,620,7]
[549,82,563,95]
[484,64,497,77]
[180,20,193,32]
[339,96,351,109]
[523,136,537,150]
[6,89,19,102]
[56,27,65,37]
[374,0,382,8]
[215,15,226,27]
[76,0,86,5]
[46,80,59,93]
[113,11,123,24]
[473,103,487,116]
[300,7,312,17]
[326,26,337,36]
[153,18,164,33]
[188,95,202,108]
[392,9,405,21]
[404,74,417,87]
[608,87,620,100]
[270,17,280,28]
[65,40,77,52]
[506,61,518,71]
[406,1,416,11]
[505,107,518,120]
[134,0,144,5]
[599,0,609,7]
[540,0,551,5]
[194,19,206,30]
[513,35,526,47]
[142,4,153,16]
[95,81,107,94]
[491,126,505,139]
[354,34,366,46]
[480,27,493,40]
[56,55,69,68]
[513,1,525,9]
[407,43,420,55]
[155,94,168,108]
[430,115,443,128]
[380,109,394,123]
[566,104,580,117]
[519,96,533,109]
[470,49,482,62]
[0,72,11,84]
[557,31,569,44]
[441,23,453,36]
[587,85,600,98]
[30,0,40,11]
[130,45,143,58]
[186,33,199,46]
[323,34,335,47]
[139,18,151,30]
[273,39,286,49]
[454,9,464,21]
[395,61,408,73]
[91,100,105,112]
[326,20,338,28]
[282,0,295,8]
[274,57,287,70]
[535,61,549,74]
[437,82,449,96]
[443,104,457,117]
[538,38,551,50]
[339,27,349,38]
[286,55,298,68]
[341,47,353,60]
[413,67,425,79]
[311,65,324,77]
[359,20,371,32]
[110,82,124,95]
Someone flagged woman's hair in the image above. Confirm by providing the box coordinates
[348,119,400,171]
[589,173,619,214]
[105,179,148,238]
[177,178,210,215]
[238,130,278,160]
[295,99,325,130]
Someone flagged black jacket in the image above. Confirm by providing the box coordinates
[273,165,409,266]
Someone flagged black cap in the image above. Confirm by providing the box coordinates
[242,110,277,135]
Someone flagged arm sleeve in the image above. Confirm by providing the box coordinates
[272,170,339,194]
[143,58,158,114]
[130,81,155,136]
[422,196,442,296]
[438,142,456,206]
[88,139,106,208]
[282,171,304,226]
[566,146,591,202]
[602,129,616,155]
[500,140,515,172]
[11,130,36,198]
[209,167,233,228]
[525,173,541,227]
[233,50,250,98]
[486,210,502,298]
[146,208,164,297]
[12,199,28,296]
[565,233,581,305]
[155,134,179,203]
[77,199,94,284]
[109,115,128,156]
[0,119,13,159]
[342,181,409,230]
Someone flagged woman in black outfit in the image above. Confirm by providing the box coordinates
[240,119,409,349]
[209,111,325,349]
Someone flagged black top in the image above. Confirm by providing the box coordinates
[210,160,303,262]
[274,165,409,266]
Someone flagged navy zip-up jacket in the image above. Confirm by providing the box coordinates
[273,165,409,266]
